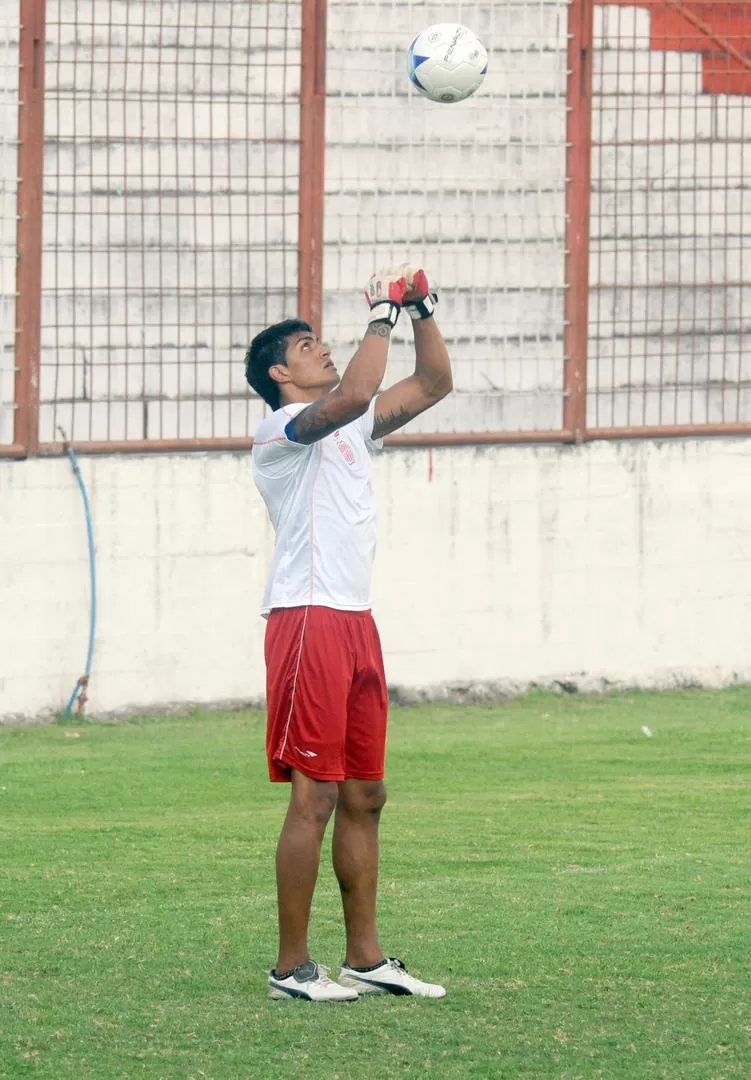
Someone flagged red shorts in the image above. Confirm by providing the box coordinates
[264,606,388,783]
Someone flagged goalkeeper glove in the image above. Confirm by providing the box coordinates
[402,267,438,321]
[364,265,412,327]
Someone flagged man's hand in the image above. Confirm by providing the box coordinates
[403,267,438,321]
[364,265,412,327]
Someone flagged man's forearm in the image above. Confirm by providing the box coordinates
[339,321,392,404]
[412,317,453,397]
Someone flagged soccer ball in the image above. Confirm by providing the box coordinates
[407,24,488,104]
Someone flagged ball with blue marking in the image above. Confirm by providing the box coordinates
[407,24,488,104]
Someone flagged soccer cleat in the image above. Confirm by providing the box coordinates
[338,957,446,998]
[268,959,359,1002]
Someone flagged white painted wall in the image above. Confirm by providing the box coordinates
[2,437,750,721]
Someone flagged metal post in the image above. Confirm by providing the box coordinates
[14,0,46,456]
[563,0,594,443]
[297,0,326,336]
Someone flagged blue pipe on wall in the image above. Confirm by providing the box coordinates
[61,440,97,716]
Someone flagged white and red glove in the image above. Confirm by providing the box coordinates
[364,264,412,327]
[402,267,438,321]
[364,264,438,326]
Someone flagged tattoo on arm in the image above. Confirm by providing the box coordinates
[371,404,417,440]
[290,395,349,445]
[290,324,390,443]
[365,321,392,338]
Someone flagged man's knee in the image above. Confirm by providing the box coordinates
[338,778,387,816]
[289,771,339,827]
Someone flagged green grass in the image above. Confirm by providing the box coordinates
[1,689,750,1079]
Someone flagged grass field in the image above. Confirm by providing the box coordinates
[1,689,749,1079]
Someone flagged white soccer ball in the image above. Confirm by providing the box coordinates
[407,23,488,104]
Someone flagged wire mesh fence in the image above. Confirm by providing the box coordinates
[323,0,570,435]
[4,0,751,450]
[0,0,18,446]
[590,0,751,429]
[41,0,302,445]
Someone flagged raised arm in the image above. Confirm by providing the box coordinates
[290,323,390,444]
[289,268,410,445]
[372,271,453,439]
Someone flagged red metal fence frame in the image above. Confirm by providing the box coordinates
[5,0,751,457]
[671,1,751,76]
[297,0,327,338]
[2,0,45,459]
[563,0,594,444]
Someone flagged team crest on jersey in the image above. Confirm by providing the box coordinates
[332,431,355,466]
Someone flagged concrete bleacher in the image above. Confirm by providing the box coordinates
[1,0,749,443]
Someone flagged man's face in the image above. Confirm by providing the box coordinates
[273,331,339,398]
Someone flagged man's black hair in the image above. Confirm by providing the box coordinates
[244,319,313,410]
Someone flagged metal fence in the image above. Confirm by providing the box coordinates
[2,0,750,456]
[323,0,571,439]
[589,0,751,436]
[40,0,302,450]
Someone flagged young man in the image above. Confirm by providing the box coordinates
[246,265,452,1002]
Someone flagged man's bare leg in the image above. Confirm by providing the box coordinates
[275,770,338,973]
[332,778,387,968]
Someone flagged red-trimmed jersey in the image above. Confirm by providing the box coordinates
[252,401,383,616]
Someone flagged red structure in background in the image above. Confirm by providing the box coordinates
[598,1,751,95]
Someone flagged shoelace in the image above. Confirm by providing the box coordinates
[313,963,336,985]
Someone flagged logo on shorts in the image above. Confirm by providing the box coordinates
[295,746,318,758]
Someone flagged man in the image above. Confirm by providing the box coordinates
[246,265,452,1002]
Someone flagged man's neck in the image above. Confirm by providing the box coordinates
[280,387,331,407]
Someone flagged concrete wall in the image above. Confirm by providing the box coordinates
[1,3,749,718]
[2,437,750,721]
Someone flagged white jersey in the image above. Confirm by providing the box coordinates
[252,400,383,616]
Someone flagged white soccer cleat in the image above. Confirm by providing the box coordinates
[338,957,446,998]
[268,959,359,1002]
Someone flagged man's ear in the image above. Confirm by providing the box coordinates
[269,363,291,387]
